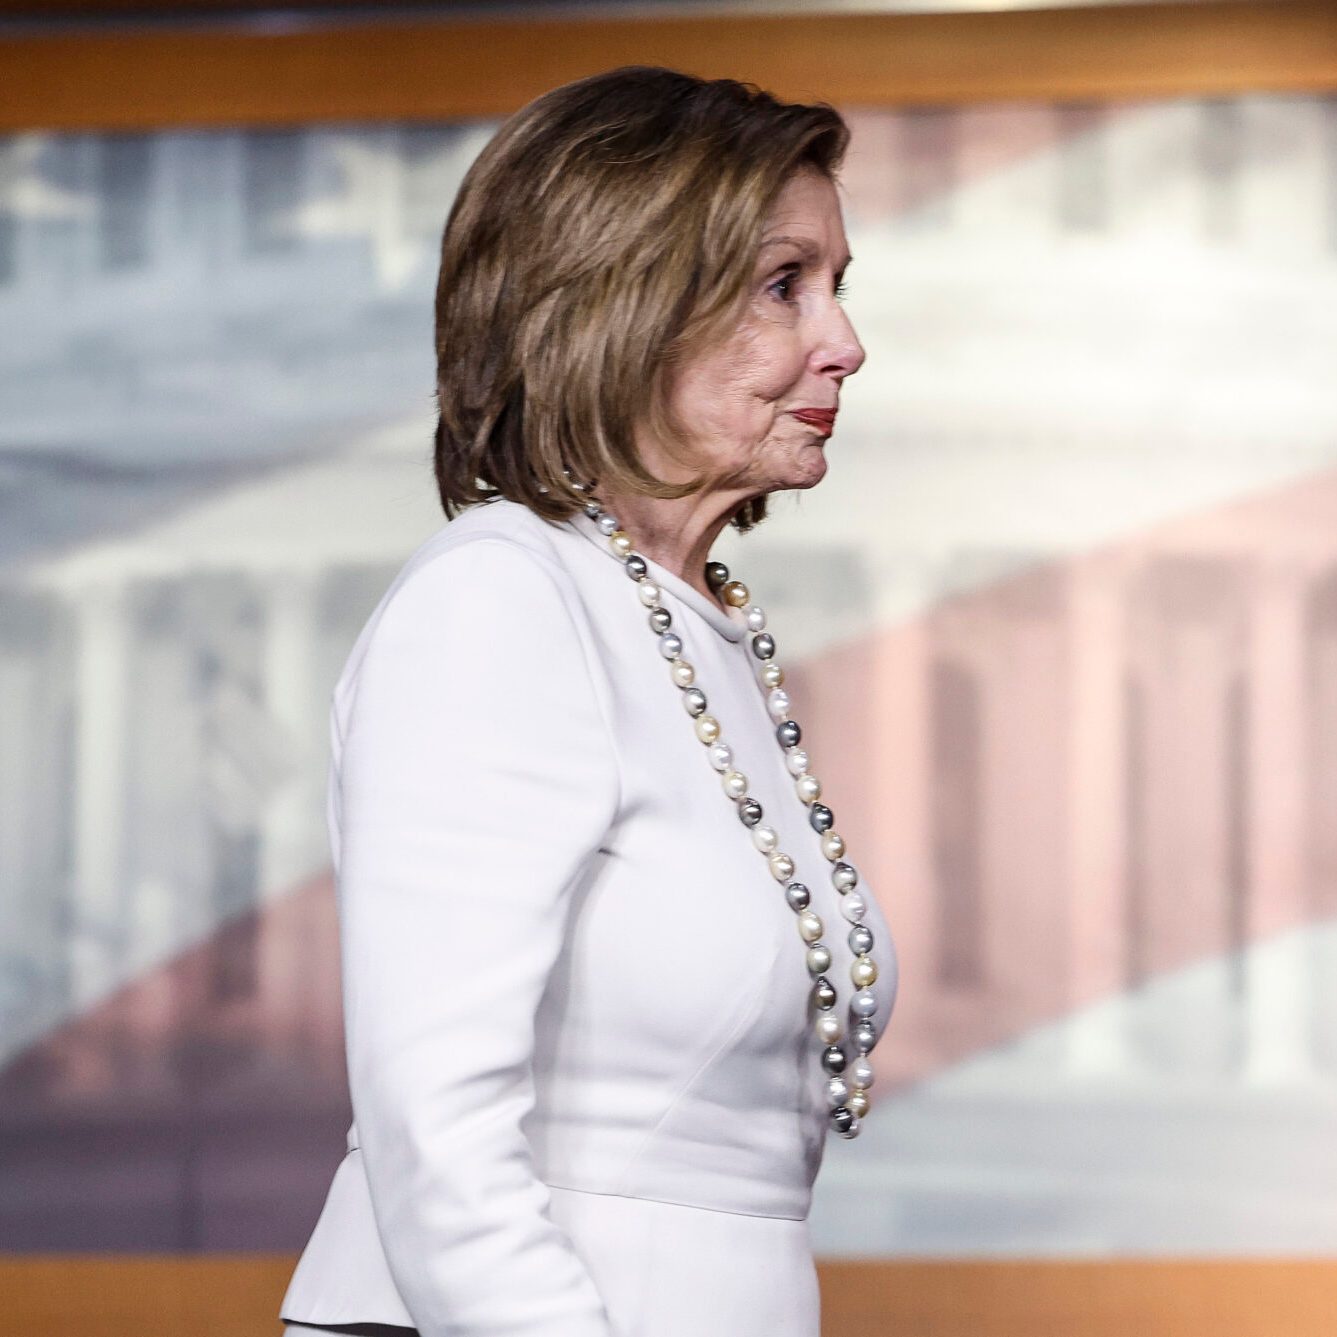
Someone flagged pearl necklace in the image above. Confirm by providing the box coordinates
[578,496,879,1140]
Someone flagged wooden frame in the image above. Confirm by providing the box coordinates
[0,1,1334,132]
[4,1255,1336,1337]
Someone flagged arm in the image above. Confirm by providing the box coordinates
[336,536,620,1337]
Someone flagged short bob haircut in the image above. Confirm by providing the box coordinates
[433,65,849,534]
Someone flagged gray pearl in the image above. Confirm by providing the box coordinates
[737,797,763,827]
[809,803,834,833]
[625,553,648,580]
[682,687,707,717]
[785,881,810,912]
[821,1044,847,1075]
[806,944,832,975]
[751,633,775,660]
[848,925,874,955]
[850,988,878,1018]
[829,1106,855,1135]
[658,631,682,659]
[584,502,601,518]
[853,1020,877,1053]
[649,607,672,633]
[596,512,619,534]
[812,977,837,1011]
[777,720,802,748]
[705,561,729,589]
[832,861,858,890]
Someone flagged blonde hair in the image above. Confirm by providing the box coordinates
[433,65,849,534]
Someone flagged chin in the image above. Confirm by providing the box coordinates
[783,447,828,491]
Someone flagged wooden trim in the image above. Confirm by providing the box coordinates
[1,1256,1335,1336]
[0,2,1334,133]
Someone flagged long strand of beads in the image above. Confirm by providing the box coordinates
[581,497,880,1140]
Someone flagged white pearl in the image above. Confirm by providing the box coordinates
[849,1056,875,1091]
[821,831,845,860]
[767,688,790,721]
[816,1014,844,1045]
[670,659,695,688]
[785,748,809,777]
[839,891,867,924]
[751,824,778,853]
[707,742,733,772]
[744,605,767,631]
[769,851,794,882]
[825,1077,850,1108]
[637,581,662,607]
[721,770,748,799]
[597,513,619,534]
[797,910,824,943]
[795,774,821,804]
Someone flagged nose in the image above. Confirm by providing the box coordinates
[814,300,866,380]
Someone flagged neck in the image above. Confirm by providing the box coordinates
[590,487,753,605]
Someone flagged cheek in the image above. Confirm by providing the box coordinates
[724,320,806,409]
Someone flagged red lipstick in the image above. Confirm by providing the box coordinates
[790,407,837,436]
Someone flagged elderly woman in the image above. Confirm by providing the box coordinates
[280,65,896,1337]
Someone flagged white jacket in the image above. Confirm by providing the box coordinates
[279,497,897,1335]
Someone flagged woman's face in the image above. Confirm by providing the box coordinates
[664,165,866,498]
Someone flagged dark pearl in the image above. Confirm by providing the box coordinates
[705,561,730,589]
[583,502,601,518]
[777,720,802,748]
[785,882,810,912]
[829,1106,855,1135]
[751,633,775,660]
[812,977,837,1010]
[809,803,834,833]
[832,861,858,890]
[849,925,874,955]
[649,607,672,633]
[854,1020,877,1053]
[737,797,763,827]
[625,553,648,580]
[821,1044,847,1075]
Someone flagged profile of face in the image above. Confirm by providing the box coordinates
[662,164,866,499]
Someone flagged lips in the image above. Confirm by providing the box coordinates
[790,408,837,435]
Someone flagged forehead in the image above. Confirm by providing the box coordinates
[760,169,848,252]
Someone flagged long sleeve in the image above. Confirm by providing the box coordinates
[333,535,622,1337]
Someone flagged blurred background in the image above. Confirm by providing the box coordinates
[0,0,1335,1333]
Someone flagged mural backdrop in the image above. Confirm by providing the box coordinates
[1,94,1335,1255]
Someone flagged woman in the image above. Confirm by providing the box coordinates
[280,65,897,1337]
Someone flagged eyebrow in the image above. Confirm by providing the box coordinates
[760,234,853,271]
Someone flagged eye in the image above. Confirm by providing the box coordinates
[767,264,800,303]
[834,278,849,302]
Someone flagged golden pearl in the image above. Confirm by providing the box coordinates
[609,530,633,557]
[822,831,846,861]
[721,580,750,608]
[769,851,795,882]
[848,1090,870,1118]
[761,663,785,688]
[798,910,824,943]
[694,714,720,743]
[670,659,695,688]
[851,955,878,987]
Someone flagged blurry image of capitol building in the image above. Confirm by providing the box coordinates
[0,95,1335,1253]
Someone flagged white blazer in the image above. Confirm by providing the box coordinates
[280,497,897,1336]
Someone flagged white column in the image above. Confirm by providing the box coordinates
[69,580,132,1011]
[1066,554,1135,1078]
[1244,559,1311,1084]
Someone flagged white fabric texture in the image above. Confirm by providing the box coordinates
[279,498,897,1337]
